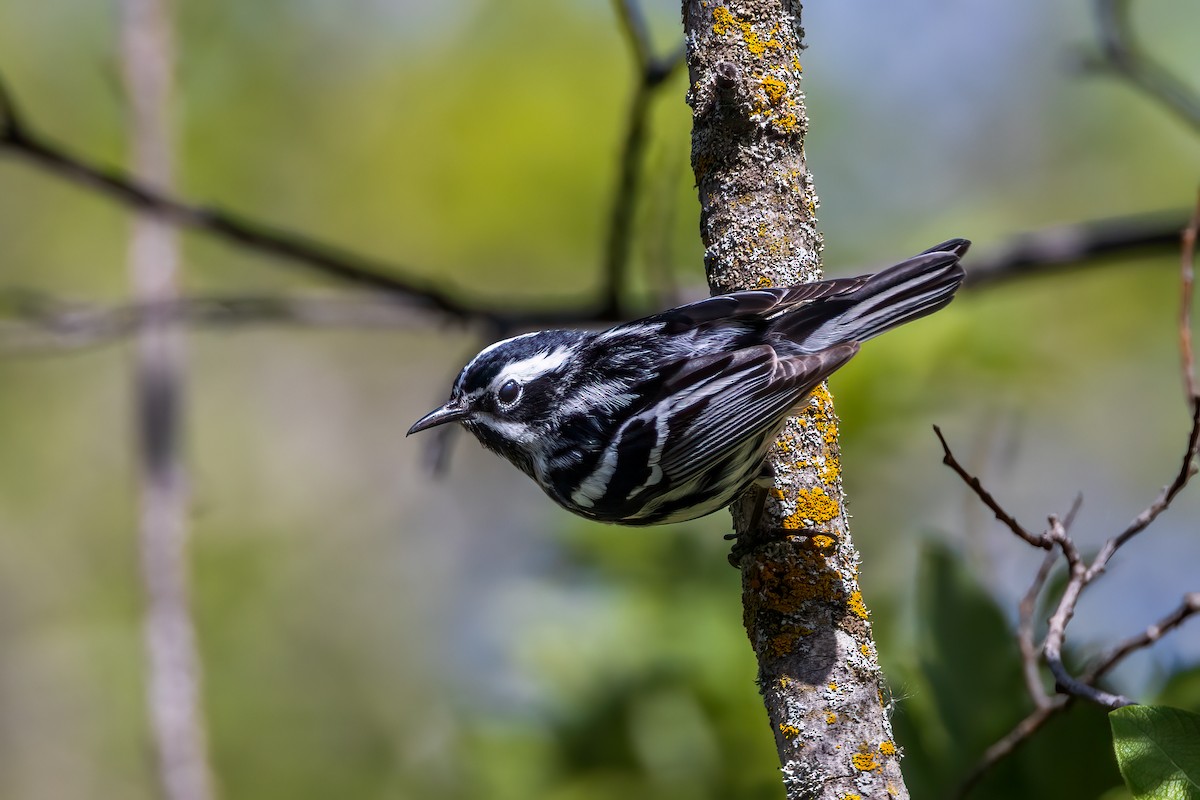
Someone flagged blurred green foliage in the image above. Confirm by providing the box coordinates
[1,0,1199,798]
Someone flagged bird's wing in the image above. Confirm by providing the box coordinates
[648,278,868,332]
[585,343,858,511]
[647,239,970,334]
[651,343,858,484]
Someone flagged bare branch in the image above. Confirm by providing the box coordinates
[1102,396,1200,558]
[0,291,434,354]
[963,211,1189,289]
[1180,190,1199,399]
[1043,518,1135,709]
[952,209,1200,783]
[1085,0,1200,135]
[613,0,654,76]
[1017,549,1060,709]
[1085,592,1200,684]
[0,71,612,332]
[0,71,21,139]
[933,425,1051,549]
[603,0,686,317]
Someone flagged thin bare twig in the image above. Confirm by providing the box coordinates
[1042,517,1135,708]
[603,0,686,316]
[1180,190,1199,399]
[1085,592,1200,684]
[1017,549,1061,708]
[954,210,1200,790]
[1083,195,1200,558]
[1086,0,1200,136]
[1039,384,1199,709]
[933,425,1051,549]
[641,140,685,309]
[0,291,433,354]
[0,72,611,332]
[1104,396,1200,556]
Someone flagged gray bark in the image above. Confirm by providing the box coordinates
[121,1,217,798]
[682,2,909,798]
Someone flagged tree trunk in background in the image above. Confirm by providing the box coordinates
[682,3,910,798]
[122,1,217,798]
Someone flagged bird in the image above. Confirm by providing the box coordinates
[408,238,969,526]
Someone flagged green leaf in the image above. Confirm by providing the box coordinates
[1110,705,1200,800]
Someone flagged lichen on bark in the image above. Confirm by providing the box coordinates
[682,2,910,798]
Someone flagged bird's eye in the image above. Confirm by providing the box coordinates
[497,379,522,405]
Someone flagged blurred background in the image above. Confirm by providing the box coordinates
[1,0,1198,798]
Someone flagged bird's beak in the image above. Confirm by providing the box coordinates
[407,400,471,436]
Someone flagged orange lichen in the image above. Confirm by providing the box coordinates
[761,74,787,105]
[774,113,799,134]
[810,534,835,549]
[827,682,838,692]
[778,723,801,740]
[819,452,841,484]
[712,7,783,56]
[782,487,839,528]
[808,383,833,407]
[848,591,869,620]
[825,712,837,724]
[756,275,774,288]
[802,384,841,447]
[852,752,881,772]
[712,6,734,34]
[879,740,896,756]
[745,549,841,617]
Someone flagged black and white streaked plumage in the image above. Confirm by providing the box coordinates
[408,239,969,526]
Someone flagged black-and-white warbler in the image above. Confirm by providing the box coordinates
[409,239,969,526]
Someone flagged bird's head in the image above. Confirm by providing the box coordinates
[407,330,586,471]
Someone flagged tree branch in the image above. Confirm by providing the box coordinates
[963,211,1190,289]
[603,0,686,316]
[2,58,1193,340]
[0,71,608,331]
[1083,0,1200,135]
[1179,190,1199,398]
[933,425,1051,549]
[949,203,1200,793]
[1017,548,1061,708]
[0,290,437,353]
[1085,592,1200,684]
[684,2,908,798]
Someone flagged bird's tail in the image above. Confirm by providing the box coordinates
[778,239,969,352]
